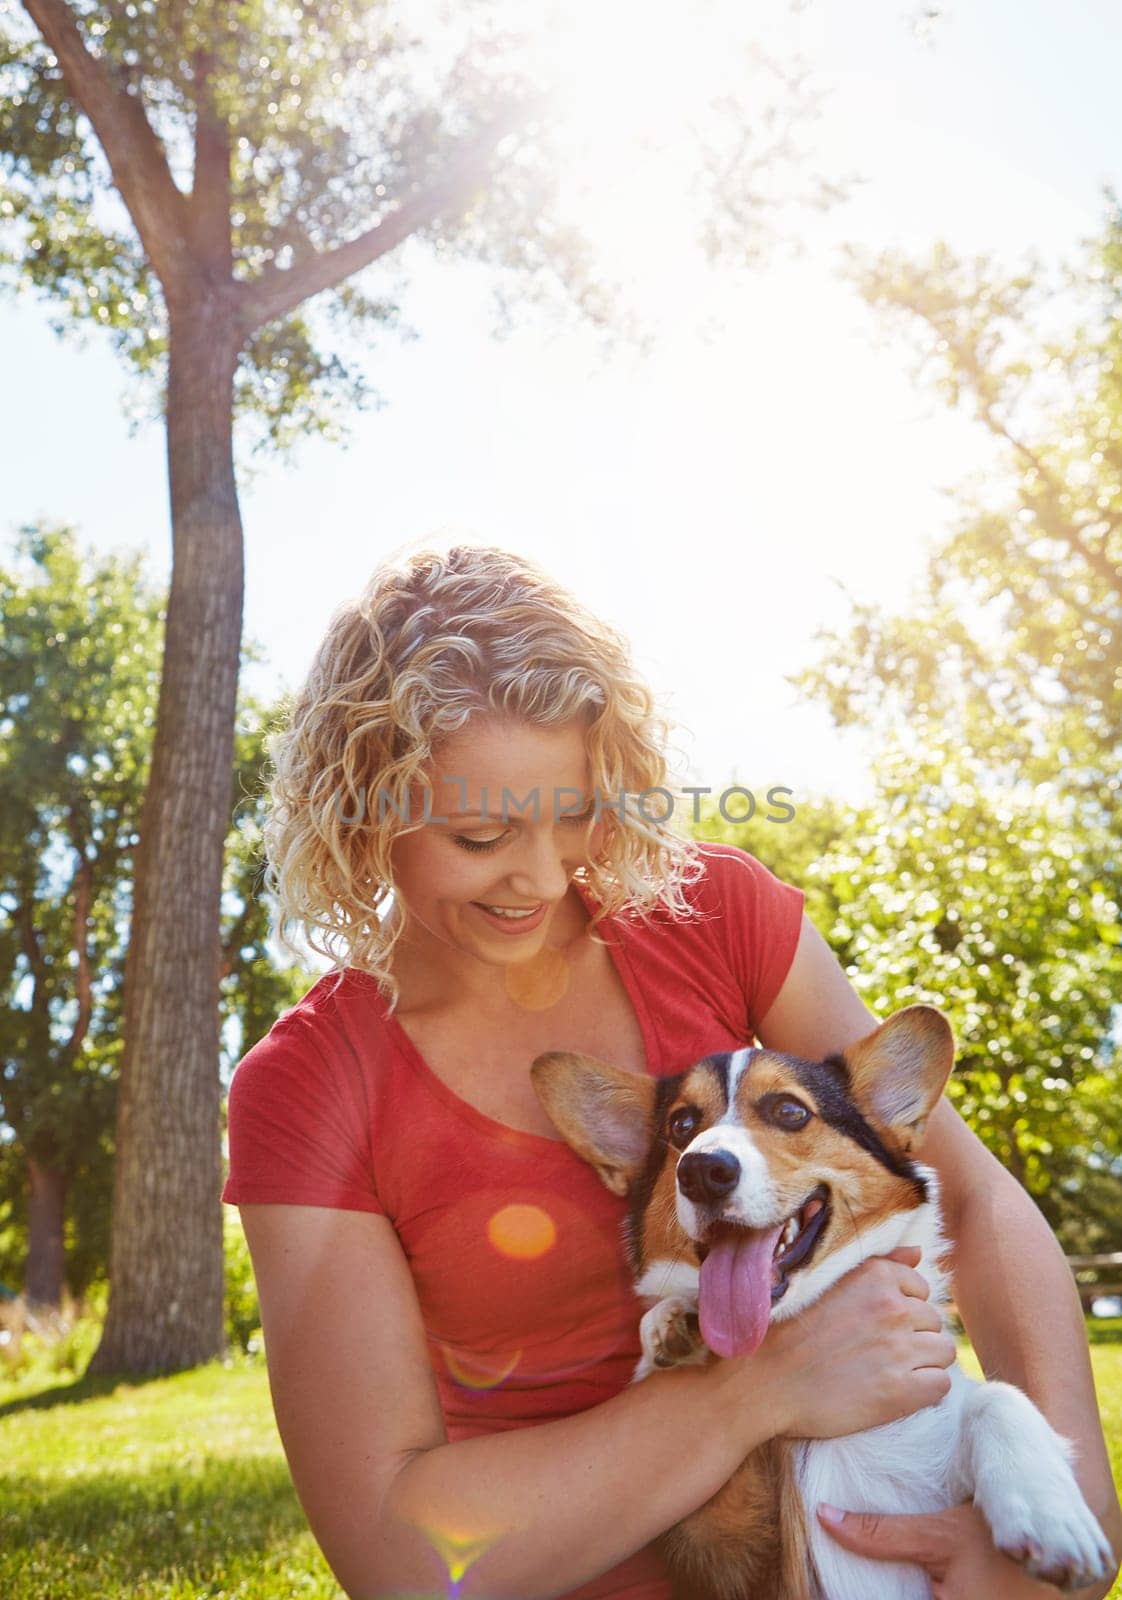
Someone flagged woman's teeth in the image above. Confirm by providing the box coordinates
[479,904,540,919]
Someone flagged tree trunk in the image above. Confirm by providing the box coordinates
[88,295,244,1375]
[24,1156,68,1310]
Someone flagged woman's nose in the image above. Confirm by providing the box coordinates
[505,832,577,903]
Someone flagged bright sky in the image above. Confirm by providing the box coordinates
[2,0,1117,813]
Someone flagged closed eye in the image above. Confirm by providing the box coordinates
[454,805,597,853]
[454,832,508,853]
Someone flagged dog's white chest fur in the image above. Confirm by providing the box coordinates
[798,1368,973,1600]
[796,1205,962,1600]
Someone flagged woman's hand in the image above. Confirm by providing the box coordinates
[816,1501,1070,1599]
[753,1245,957,1440]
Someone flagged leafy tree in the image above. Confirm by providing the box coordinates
[220,692,310,1062]
[691,760,1122,1246]
[810,745,1120,1242]
[0,0,567,1374]
[785,211,1122,1241]
[798,207,1122,823]
[0,524,159,1309]
[691,786,853,939]
[0,525,306,1307]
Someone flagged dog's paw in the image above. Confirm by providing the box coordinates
[981,1475,1114,1592]
[638,1296,705,1375]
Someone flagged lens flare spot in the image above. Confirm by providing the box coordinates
[441,1342,523,1389]
[411,1516,510,1585]
[488,1202,557,1260]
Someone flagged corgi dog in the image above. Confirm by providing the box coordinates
[530,1006,1114,1600]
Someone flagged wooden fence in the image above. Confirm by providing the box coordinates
[1067,1253,1122,1310]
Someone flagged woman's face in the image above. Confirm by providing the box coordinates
[388,713,605,976]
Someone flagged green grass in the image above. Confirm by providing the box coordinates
[1095,1345,1122,1600]
[0,1341,1119,1599]
[0,1355,346,1599]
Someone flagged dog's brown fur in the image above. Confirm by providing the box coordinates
[658,1438,811,1600]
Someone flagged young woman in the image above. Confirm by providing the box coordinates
[222,543,1120,1600]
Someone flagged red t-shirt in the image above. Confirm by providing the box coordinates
[221,842,805,1599]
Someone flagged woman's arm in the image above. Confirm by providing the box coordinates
[756,915,1122,1597]
[240,1134,954,1598]
[241,1200,790,1599]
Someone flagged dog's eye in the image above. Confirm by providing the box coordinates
[668,1106,702,1147]
[761,1095,811,1131]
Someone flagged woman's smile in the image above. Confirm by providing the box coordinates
[470,899,552,935]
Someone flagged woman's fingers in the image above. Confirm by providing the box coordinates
[909,1299,948,1334]
[817,1504,956,1574]
[882,1245,923,1269]
[909,1364,955,1409]
[817,1503,1070,1597]
[908,1329,959,1369]
[893,1264,936,1301]
[863,1253,933,1301]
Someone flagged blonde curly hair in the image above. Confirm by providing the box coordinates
[263,540,705,1008]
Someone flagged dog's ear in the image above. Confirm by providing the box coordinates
[531,1052,657,1196]
[840,1005,955,1153]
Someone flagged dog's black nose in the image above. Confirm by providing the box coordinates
[677,1150,740,1203]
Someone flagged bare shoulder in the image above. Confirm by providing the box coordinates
[238,1203,446,1593]
[756,914,879,1059]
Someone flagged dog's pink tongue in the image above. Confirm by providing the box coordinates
[698,1223,784,1358]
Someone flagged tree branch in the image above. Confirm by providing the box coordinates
[15,891,49,1000]
[237,107,532,335]
[64,816,93,1064]
[188,50,233,279]
[981,409,1122,601]
[894,285,1122,601]
[21,0,191,288]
